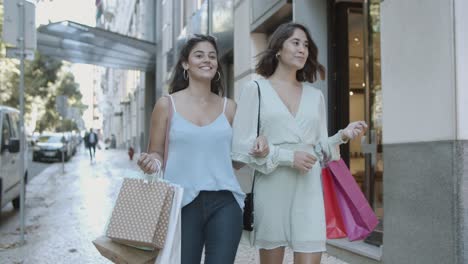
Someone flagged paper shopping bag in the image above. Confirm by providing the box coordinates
[322,168,347,239]
[93,235,158,264]
[106,178,174,249]
[155,184,184,264]
[327,159,379,241]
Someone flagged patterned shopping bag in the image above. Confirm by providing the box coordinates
[106,178,174,249]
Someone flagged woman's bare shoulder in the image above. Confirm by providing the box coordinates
[153,95,171,115]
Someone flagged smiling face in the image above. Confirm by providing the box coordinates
[183,41,218,82]
[277,28,309,70]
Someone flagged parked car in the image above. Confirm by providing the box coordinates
[65,131,79,156]
[33,133,71,162]
[0,106,28,210]
[29,131,40,146]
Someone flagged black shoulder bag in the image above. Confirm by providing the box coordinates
[243,81,261,231]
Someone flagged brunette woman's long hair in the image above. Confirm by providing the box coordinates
[255,22,326,83]
[169,34,224,95]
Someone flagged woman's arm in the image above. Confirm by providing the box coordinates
[227,97,269,171]
[226,97,269,158]
[317,92,367,163]
[231,82,294,174]
[137,97,170,174]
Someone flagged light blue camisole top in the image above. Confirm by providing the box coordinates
[164,95,245,208]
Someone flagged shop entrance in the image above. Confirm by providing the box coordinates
[329,0,383,246]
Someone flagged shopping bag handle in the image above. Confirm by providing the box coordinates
[144,159,163,183]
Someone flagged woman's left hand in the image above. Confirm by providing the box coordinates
[249,135,269,158]
[342,121,368,141]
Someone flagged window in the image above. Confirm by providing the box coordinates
[9,113,20,139]
[2,114,11,147]
[197,0,206,9]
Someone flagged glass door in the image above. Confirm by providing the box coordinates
[330,0,383,246]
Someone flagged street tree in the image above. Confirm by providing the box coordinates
[0,0,85,133]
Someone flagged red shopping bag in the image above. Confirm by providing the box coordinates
[322,168,347,239]
[327,159,379,241]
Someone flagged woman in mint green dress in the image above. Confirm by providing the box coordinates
[232,22,367,264]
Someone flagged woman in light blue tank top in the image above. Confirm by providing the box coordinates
[137,35,269,264]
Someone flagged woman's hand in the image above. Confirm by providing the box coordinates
[342,121,368,141]
[293,151,317,174]
[249,135,269,158]
[137,153,161,174]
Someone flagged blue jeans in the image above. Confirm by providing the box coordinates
[181,190,243,264]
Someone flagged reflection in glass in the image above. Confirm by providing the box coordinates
[211,0,234,57]
[369,0,383,218]
[348,10,365,199]
[347,4,382,218]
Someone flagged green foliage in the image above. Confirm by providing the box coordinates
[35,69,84,132]
[58,119,78,132]
[0,1,83,133]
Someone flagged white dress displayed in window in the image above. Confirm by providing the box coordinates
[231,78,344,252]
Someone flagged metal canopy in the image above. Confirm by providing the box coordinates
[37,21,156,71]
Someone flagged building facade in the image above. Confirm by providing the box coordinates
[153,0,468,263]
[96,0,156,151]
[87,0,468,262]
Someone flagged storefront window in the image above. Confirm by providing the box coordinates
[331,0,383,246]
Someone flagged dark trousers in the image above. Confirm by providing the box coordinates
[181,191,242,264]
[88,143,96,159]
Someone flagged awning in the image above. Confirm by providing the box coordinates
[37,21,156,72]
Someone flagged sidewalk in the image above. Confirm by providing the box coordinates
[0,148,348,264]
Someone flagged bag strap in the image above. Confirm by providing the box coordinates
[163,95,173,170]
[251,81,261,194]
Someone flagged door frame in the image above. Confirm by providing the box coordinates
[327,1,363,165]
[327,0,383,246]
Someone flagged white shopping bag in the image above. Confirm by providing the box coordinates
[155,184,183,264]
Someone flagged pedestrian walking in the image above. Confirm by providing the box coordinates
[111,134,116,149]
[137,34,268,264]
[84,128,98,162]
[231,22,367,264]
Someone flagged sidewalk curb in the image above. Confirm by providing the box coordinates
[29,162,62,185]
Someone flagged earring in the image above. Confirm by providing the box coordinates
[183,69,188,80]
[214,71,221,82]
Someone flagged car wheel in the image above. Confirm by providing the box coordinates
[12,195,20,209]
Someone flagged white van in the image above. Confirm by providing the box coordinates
[0,106,28,210]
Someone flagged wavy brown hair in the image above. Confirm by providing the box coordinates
[169,34,224,95]
[255,22,326,82]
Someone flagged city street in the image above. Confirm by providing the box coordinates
[26,147,64,182]
[0,0,466,262]
[0,148,348,264]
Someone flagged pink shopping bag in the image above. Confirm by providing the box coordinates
[327,159,379,241]
[322,168,347,239]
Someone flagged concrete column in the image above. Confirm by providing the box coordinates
[381,0,467,263]
[144,72,155,151]
[233,0,267,100]
[293,0,328,98]
[455,0,468,141]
